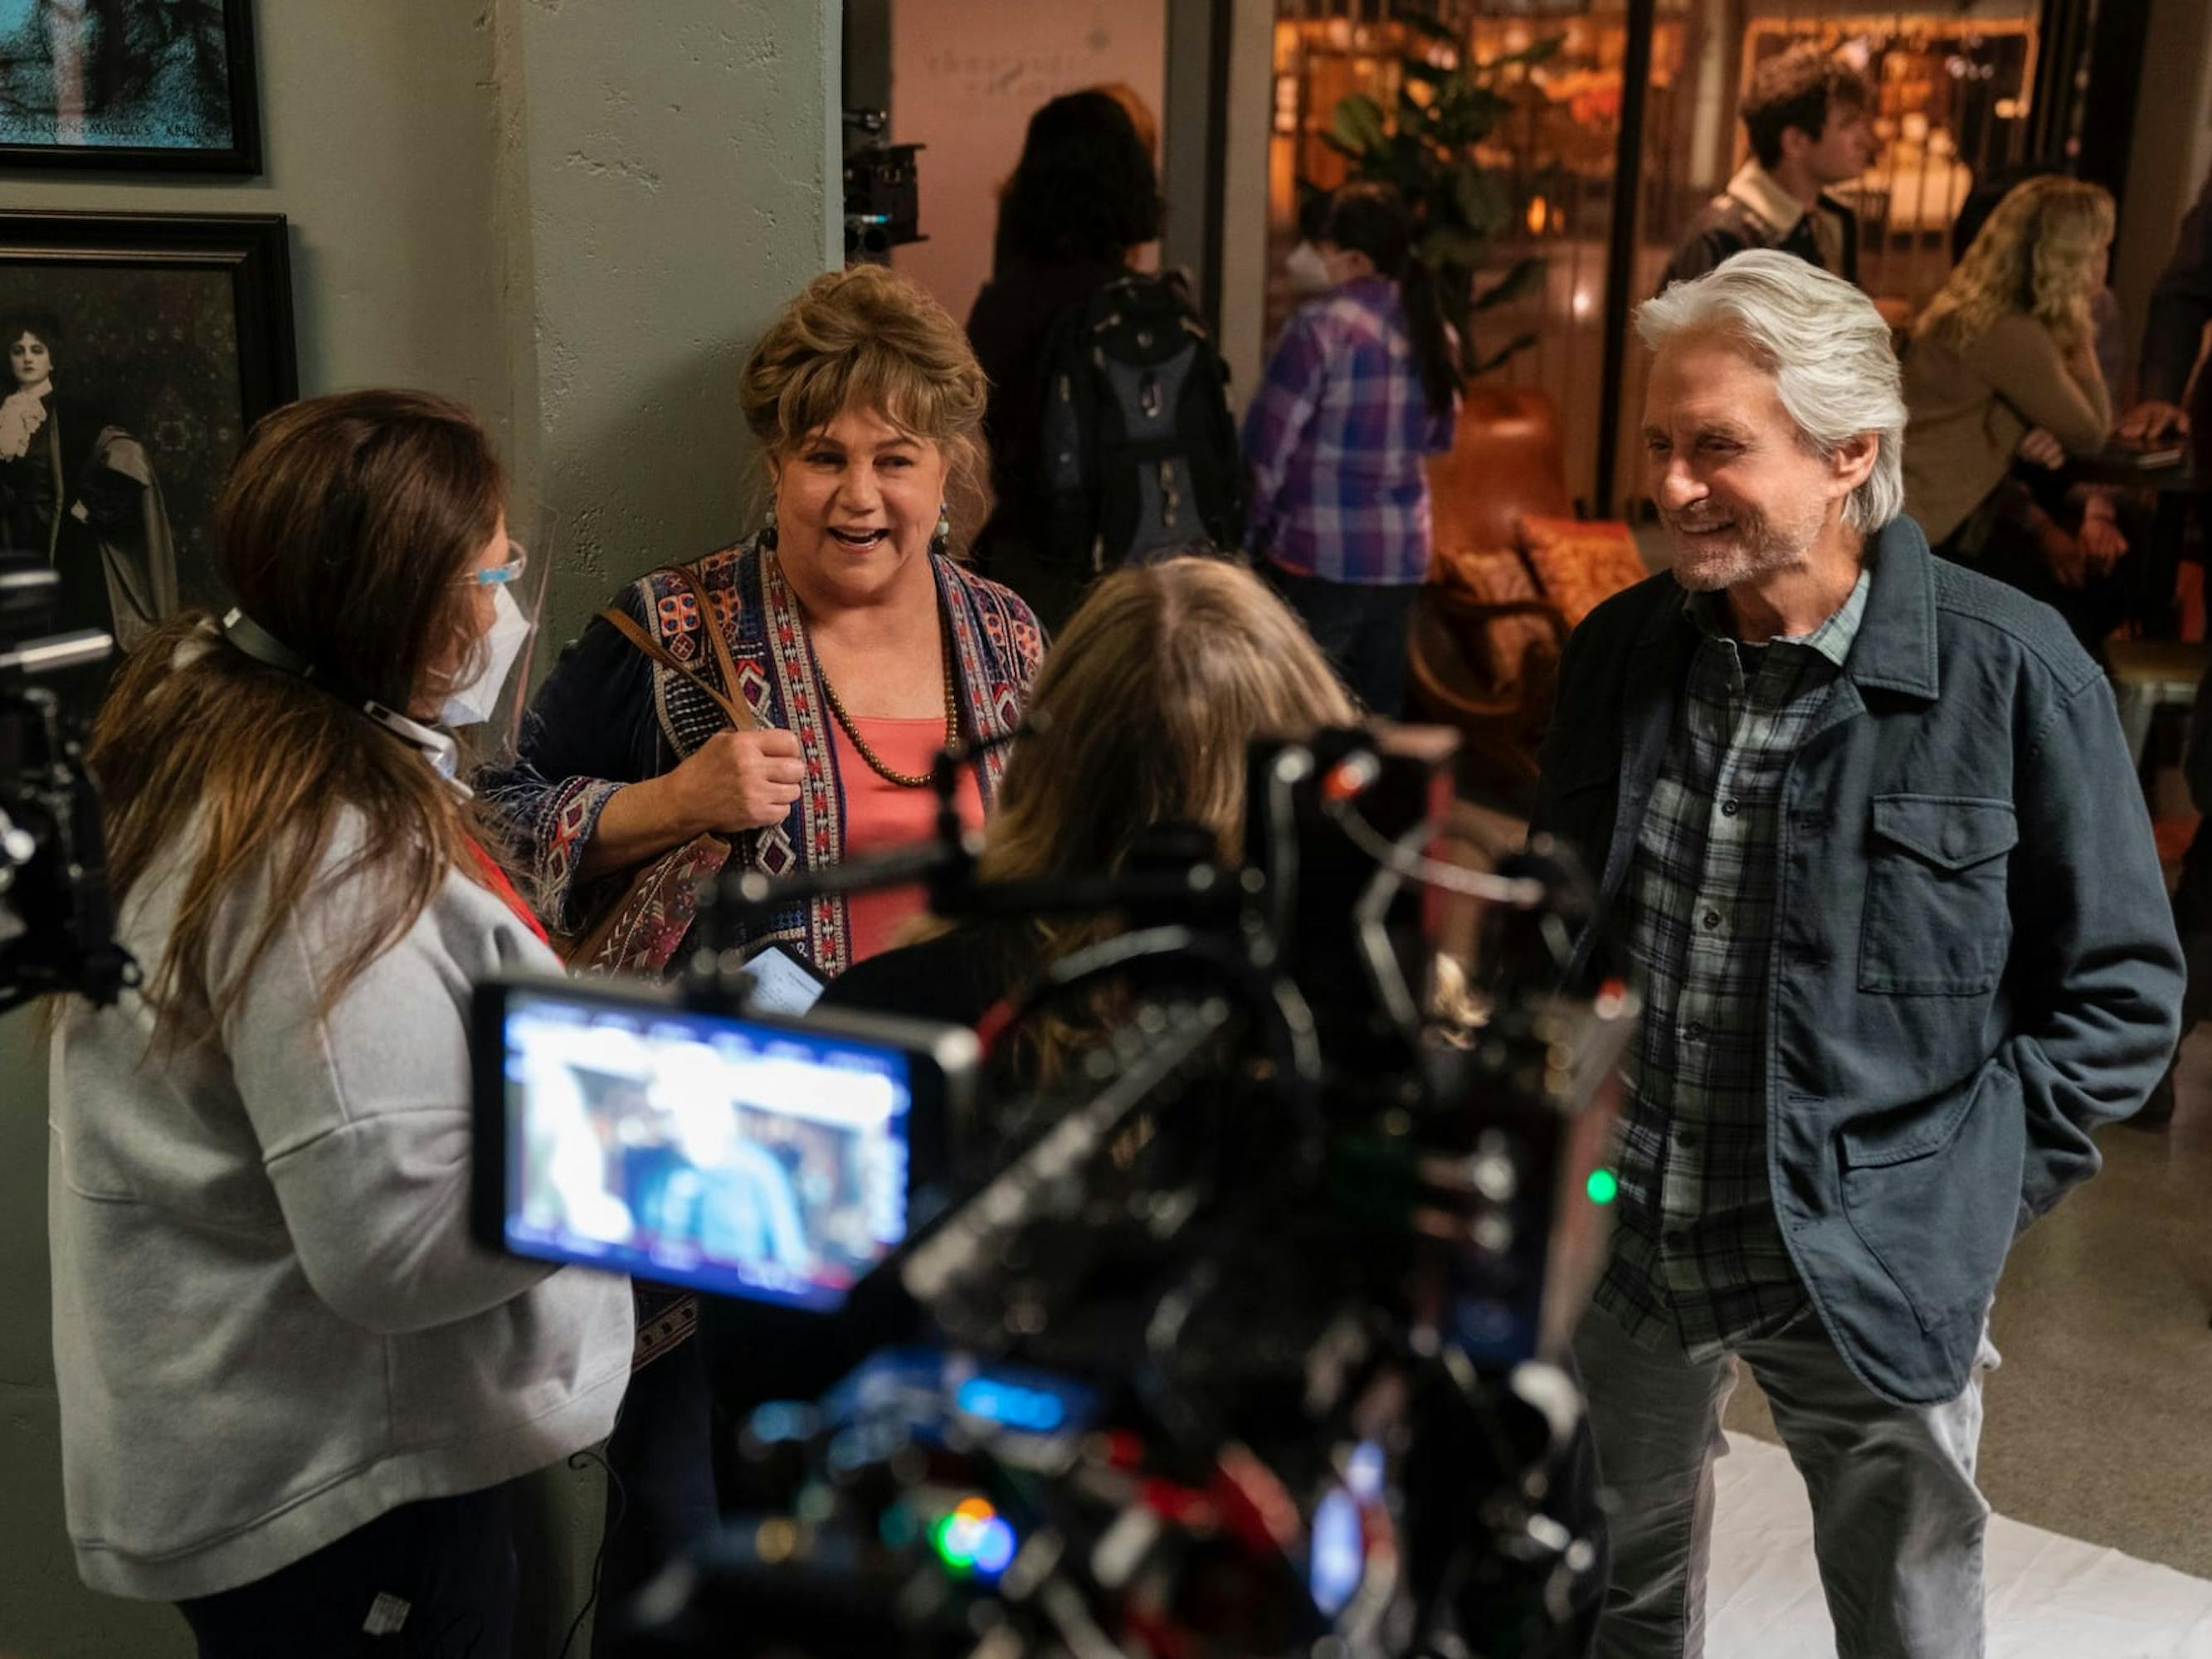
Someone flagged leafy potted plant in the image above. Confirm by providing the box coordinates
[1322,11,1559,379]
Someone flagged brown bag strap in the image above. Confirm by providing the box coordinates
[667,562,750,716]
[597,564,758,734]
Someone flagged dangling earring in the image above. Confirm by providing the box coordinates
[933,503,951,554]
[761,499,779,552]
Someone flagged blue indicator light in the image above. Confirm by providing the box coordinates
[972,1516,1017,1575]
[1346,1440,1386,1501]
[955,1375,1068,1433]
[1309,1489,1363,1614]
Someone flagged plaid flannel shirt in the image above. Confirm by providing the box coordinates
[1595,569,1871,1357]
[1240,276,1456,586]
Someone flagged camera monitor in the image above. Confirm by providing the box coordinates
[474,977,977,1312]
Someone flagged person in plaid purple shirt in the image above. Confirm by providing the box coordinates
[1242,182,1458,716]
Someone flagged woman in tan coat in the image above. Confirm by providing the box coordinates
[1902,178,2124,647]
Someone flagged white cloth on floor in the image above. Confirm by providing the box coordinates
[1709,1431,2212,1657]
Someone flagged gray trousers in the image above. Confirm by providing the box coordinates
[1574,1303,1999,1659]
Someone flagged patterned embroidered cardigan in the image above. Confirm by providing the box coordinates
[484,536,1045,979]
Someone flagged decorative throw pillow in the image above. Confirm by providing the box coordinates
[1434,545,1555,687]
[1518,514,1649,627]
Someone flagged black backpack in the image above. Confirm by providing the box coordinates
[1035,271,1245,575]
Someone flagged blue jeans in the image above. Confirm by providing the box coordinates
[1574,1303,1997,1659]
[1263,562,1420,719]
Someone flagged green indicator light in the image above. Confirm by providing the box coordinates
[933,1513,984,1571]
[1586,1169,1620,1205]
[930,1515,958,1563]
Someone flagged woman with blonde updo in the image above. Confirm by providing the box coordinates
[1902,178,2119,603]
[491,263,1044,976]
[485,263,1043,1603]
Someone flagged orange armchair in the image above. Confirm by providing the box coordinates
[1427,386,1578,555]
[1410,386,1644,801]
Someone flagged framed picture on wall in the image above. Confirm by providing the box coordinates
[0,211,295,654]
[0,0,261,173]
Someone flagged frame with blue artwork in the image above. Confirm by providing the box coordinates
[0,0,261,173]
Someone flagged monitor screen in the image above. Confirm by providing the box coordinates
[498,988,913,1310]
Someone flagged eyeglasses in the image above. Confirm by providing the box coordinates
[463,541,529,586]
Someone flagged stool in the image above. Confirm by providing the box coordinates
[2107,640,2211,773]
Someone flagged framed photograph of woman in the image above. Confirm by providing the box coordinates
[0,211,295,653]
[0,0,261,173]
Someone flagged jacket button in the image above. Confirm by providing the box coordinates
[1721,800,1740,818]
[1663,1228,1688,1249]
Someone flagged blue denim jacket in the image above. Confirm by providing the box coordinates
[1534,516,2182,1404]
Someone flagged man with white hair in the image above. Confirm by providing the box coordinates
[1533,250,2181,1657]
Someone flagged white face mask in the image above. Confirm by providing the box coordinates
[1286,240,1333,296]
[442,583,529,727]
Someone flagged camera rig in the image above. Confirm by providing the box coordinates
[598,722,1632,1657]
[845,108,926,263]
[0,557,134,1019]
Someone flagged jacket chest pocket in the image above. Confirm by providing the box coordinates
[1858,793,2016,995]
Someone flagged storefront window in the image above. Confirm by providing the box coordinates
[1264,0,2041,511]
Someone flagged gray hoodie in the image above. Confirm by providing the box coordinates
[47,815,632,1600]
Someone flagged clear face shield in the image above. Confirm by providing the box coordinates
[446,504,557,771]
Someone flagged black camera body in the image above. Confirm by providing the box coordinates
[0,556,134,1019]
[477,724,1629,1656]
[845,108,925,261]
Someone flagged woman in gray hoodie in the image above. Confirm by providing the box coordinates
[47,390,631,1654]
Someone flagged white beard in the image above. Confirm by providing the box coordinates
[1664,497,1830,594]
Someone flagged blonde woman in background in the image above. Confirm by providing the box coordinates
[1902,177,2125,646]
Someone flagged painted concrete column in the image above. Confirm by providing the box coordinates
[503,0,843,647]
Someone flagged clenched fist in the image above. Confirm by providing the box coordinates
[665,727,805,832]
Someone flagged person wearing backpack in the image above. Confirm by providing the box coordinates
[1244,182,1462,718]
[967,90,1158,630]
[970,89,1244,633]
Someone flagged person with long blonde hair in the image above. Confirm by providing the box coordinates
[714,555,1353,1456]
[823,554,1357,1102]
[819,557,1612,1657]
[47,391,632,1652]
[1902,176,2121,628]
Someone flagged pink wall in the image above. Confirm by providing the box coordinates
[890,2,1167,328]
